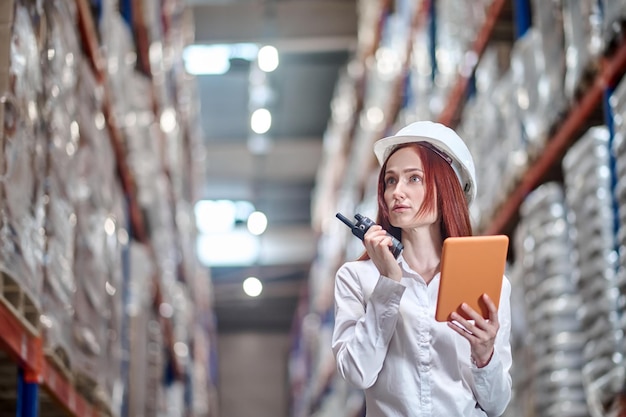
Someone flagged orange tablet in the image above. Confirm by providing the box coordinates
[435,235,509,322]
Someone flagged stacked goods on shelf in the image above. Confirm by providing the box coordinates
[562,126,624,416]
[311,70,358,233]
[427,0,494,118]
[0,0,218,416]
[602,0,626,49]
[347,0,430,192]
[561,0,603,100]
[127,242,160,417]
[71,56,128,413]
[512,183,588,417]
[100,0,219,415]
[457,46,518,225]
[606,71,626,416]
[40,0,82,380]
[1,0,46,336]
[504,260,533,417]
[0,0,12,141]
[614,71,626,306]
[457,0,568,229]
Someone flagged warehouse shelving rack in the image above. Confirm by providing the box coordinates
[299,0,626,415]
[430,0,626,237]
[0,0,194,415]
[483,40,626,235]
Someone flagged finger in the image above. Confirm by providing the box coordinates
[378,235,393,249]
[364,225,383,238]
[364,227,386,246]
[447,320,474,338]
[460,303,487,325]
[483,294,499,325]
[450,311,481,337]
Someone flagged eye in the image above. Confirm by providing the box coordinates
[385,176,397,186]
[409,174,422,183]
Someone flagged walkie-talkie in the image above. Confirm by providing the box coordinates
[336,213,403,259]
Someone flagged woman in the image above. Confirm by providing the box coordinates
[331,121,512,416]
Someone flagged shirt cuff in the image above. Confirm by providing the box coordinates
[471,349,500,374]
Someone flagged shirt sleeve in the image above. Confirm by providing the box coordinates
[331,263,406,389]
[470,277,513,416]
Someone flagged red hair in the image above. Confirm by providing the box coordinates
[358,143,472,260]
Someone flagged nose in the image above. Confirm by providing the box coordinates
[391,182,406,200]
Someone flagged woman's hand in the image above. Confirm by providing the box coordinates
[363,225,402,281]
[447,294,499,368]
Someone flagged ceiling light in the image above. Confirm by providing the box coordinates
[183,43,259,75]
[250,108,272,134]
[257,45,279,72]
[196,232,260,266]
[183,44,231,75]
[247,211,268,235]
[243,277,263,297]
[194,199,236,233]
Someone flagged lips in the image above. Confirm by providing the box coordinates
[392,204,410,212]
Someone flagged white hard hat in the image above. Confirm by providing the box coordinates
[373,120,477,204]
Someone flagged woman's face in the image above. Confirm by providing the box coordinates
[383,147,438,230]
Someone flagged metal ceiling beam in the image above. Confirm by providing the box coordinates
[191,0,358,52]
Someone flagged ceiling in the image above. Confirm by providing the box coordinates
[186,0,358,332]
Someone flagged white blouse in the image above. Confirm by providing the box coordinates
[331,255,512,417]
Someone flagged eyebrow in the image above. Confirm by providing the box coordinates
[385,167,424,175]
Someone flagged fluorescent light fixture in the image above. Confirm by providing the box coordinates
[247,211,268,235]
[258,45,279,72]
[196,232,260,266]
[251,108,272,134]
[243,277,263,297]
[231,43,260,61]
[183,43,260,75]
[194,199,237,233]
[194,199,258,233]
[183,44,231,75]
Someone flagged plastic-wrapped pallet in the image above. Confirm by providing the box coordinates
[127,242,157,417]
[515,183,589,417]
[433,0,491,98]
[459,66,527,229]
[618,129,626,258]
[599,0,626,50]
[0,0,46,335]
[529,0,568,131]
[610,73,626,266]
[562,0,603,100]
[562,126,625,417]
[610,73,626,334]
[501,261,535,417]
[611,75,626,417]
[40,0,81,377]
[510,28,556,158]
[70,56,126,414]
[531,0,566,76]
[458,94,506,226]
